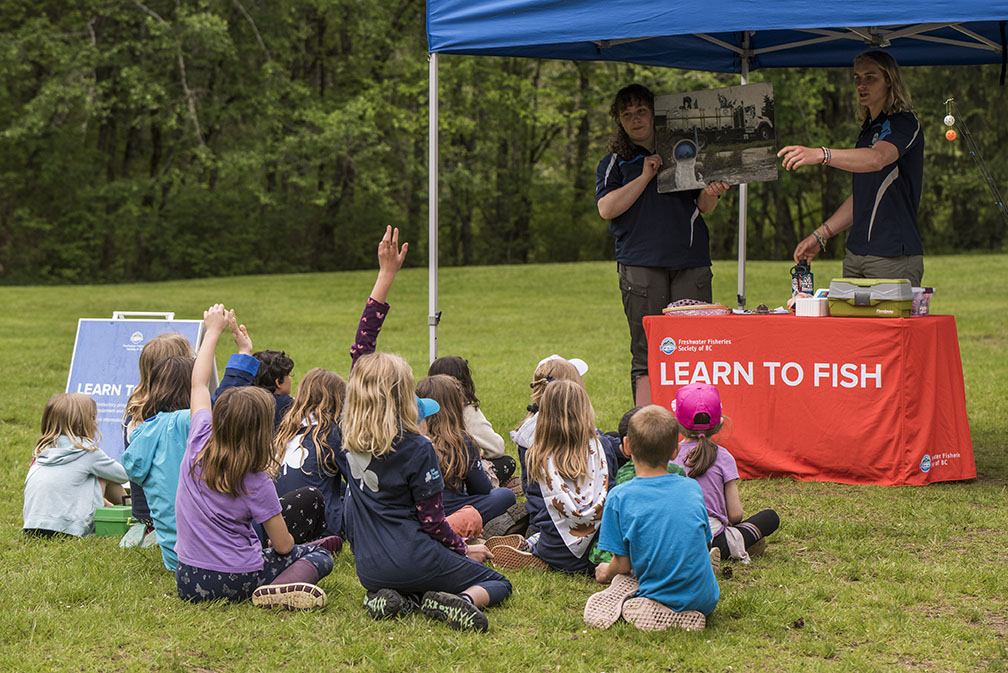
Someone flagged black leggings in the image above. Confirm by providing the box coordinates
[710,509,779,558]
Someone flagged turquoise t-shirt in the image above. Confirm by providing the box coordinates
[598,473,719,615]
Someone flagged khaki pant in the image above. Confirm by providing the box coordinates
[619,263,713,392]
[843,252,924,287]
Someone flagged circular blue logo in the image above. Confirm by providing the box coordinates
[660,337,677,355]
[920,454,931,473]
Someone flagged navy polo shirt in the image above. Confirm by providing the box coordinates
[595,145,710,269]
[848,111,924,257]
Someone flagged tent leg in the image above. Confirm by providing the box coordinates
[428,52,440,364]
[736,33,751,309]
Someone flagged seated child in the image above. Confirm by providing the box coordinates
[587,405,719,632]
[493,379,612,574]
[415,374,516,536]
[586,405,686,566]
[334,352,511,632]
[122,332,195,527]
[427,356,515,486]
[121,356,193,570]
[670,382,779,562]
[511,355,618,535]
[174,304,338,610]
[23,393,128,537]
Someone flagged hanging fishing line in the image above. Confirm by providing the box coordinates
[943,98,1008,227]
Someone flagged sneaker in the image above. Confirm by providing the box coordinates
[748,537,767,556]
[481,512,515,540]
[485,534,525,553]
[363,588,415,620]
[420,591,489,632]
[118,522,146,548]
[491,544,548,571]
[583,573,639,629]
[621,597,706,631]
[251,582,327,610]
[710,546,721,574]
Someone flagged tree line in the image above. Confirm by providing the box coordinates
[1,2,1005,284]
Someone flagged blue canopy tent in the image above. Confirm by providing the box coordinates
[424,1,1008,358]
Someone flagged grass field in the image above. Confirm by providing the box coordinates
[1,254,1006,672]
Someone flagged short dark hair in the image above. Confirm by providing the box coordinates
[618,406,645,443]
[627,405,679,468]
[252,350,294,393]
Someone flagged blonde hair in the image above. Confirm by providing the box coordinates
[34,393,100,458]
[527,379,595,483]
[853,50,913,121]
[273,368,346,477]
[194,386,276,496]
[123,333,194,433]
[515,358,585,430]
[342,352,419,457]
[416,374,473,490]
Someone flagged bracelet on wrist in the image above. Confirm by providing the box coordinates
[812,230,826,251]
[820,146,831,166]
[822,223,834,238]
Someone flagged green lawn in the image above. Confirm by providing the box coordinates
[1,255,1006,672]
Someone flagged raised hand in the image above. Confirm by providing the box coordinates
[228,310,253,355]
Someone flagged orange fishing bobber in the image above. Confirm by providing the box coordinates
[945,129,957,141]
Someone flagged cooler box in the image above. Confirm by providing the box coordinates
[828,278,912,317]
[94,505,134,537]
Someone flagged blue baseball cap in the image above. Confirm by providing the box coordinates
[416,396,440,420]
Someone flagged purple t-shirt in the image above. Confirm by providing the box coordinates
[175,409,282,573]
[671,442,739,536]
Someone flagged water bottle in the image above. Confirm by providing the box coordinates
[791,259,813,296]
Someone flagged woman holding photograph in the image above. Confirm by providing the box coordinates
[595,83,729,406]
[778,50,924,286]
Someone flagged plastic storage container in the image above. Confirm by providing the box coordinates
[828,278,913,317]
[94,505,134,537]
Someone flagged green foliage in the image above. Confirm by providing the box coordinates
[1,4,1006,283]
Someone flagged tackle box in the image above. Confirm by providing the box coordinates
[94,505,134,537]
[828,278,913,317]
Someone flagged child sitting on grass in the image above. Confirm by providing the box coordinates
[427,356,515,486]
[586,405,719,631]
[670,383,779,562]
[586,405,686,566]
[23,393,128,537]
[174,304,338,610]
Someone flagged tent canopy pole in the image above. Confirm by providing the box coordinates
[428,52,439,365]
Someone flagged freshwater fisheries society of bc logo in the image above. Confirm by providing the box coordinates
[920,454,931,473]
[660,337,677,355]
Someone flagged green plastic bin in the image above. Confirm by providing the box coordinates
[94,505,134,537]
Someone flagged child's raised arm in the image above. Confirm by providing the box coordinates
[193,304,229,415]
[350,227,409,367]
[370,225,408,304]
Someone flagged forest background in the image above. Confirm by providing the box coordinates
[2,1,1006,284]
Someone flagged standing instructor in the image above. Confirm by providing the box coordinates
[596,84,729,405]
[778,50,924,286]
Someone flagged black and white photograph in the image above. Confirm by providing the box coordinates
[654,83,778,193]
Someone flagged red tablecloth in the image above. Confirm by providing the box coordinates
[645,314,975,485]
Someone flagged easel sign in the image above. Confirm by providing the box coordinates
[65,312,218,462]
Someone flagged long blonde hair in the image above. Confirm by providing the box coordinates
[527,379,595,483]
[342,352,419,457]
[273,368,346,477]
[854,50,913,121]
[416,374,473,490]
[34,393,100,458]
[194,386,276,496]
[123,333,194,432]
[515,358,584,430]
